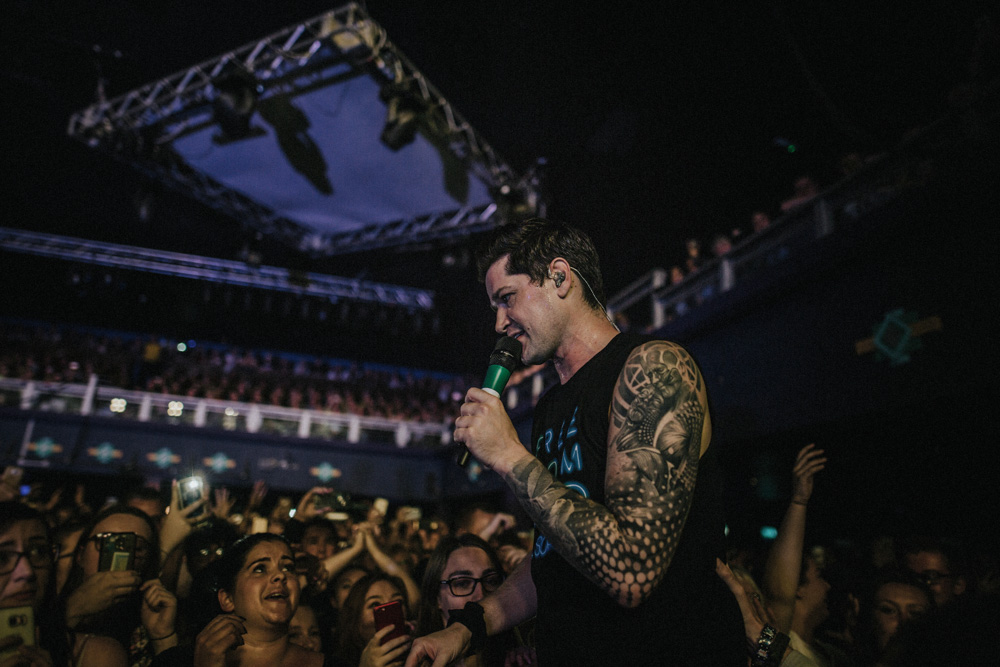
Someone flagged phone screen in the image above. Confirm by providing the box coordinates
[177,476,205,510]
[0,606,34,658]
[99,532,137,571]
[373,600,406,645]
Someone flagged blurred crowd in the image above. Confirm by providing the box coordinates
[1,443,997,666]
[0,321,476,424]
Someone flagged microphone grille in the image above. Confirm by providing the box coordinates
[489,336,522,369]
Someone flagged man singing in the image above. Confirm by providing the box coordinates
[407,219,743,666]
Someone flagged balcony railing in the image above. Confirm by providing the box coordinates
[0,375,453,449]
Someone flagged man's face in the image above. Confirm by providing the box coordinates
[485,256,562,366]
[904,550,964,606]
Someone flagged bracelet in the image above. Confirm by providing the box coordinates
[750,624,790,667]
[446,601,487,652]
[790,500,808,506]
[149,631,176,642]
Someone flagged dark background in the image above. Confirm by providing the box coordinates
[3,2,998,555]
[3,1,992,369]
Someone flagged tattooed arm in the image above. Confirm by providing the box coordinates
[508,340,710,608]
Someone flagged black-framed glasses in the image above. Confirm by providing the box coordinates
[0,544,58,575]
[440,571,504,597]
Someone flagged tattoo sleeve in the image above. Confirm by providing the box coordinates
[507,341,705,608]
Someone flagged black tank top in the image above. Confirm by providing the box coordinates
[528,333,744,666]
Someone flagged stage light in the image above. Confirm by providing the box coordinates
[379,80,426,151]
[212,68,261,143]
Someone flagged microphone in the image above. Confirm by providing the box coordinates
[456,336,523,467]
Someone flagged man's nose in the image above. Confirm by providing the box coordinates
[494,308,508,335]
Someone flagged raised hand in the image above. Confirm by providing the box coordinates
[248,480,268,512]
[193,614,246,667]
[160,479,208,557]
[64,570,142,626]
[140,579,177,645]
[295,487,333,523]
[791,443,826,505]
[360,626,412,667]
[212,487,236,521]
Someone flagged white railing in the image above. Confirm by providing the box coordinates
[0,376,451,449]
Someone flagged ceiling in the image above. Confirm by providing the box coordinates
[1,0,991,371]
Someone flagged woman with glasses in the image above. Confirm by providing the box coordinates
[415,534,533,667]
[332,572,412,667]
[0,501,126,666]
[58,505,176,667]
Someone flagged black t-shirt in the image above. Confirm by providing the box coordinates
[528,333,744,666]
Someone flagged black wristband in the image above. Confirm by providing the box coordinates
[750,624,790,667]
[446,601,487,652]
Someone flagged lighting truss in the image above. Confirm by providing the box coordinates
[65,2,535,255]
[0,227,434,310]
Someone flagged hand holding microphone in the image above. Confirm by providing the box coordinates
[456,336,522,467]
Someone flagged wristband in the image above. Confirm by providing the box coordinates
[446,601,487,652]
[750,624,790,667]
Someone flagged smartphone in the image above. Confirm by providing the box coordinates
[372,497,389,516]
[312,492,338,512]
[0,606,34,658]
[373,600,406,645]
[98,532,137,571]
[250,516,269,534]
[177,476,205,511]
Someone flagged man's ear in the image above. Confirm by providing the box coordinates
[218,588,236,613]
[548,258,571,294]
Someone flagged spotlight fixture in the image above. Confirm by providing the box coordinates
[212,68,262,143]
[379,79,426,151]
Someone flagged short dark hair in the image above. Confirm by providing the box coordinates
[475,218,606,309]
[214,533,292,597]
[897,534,967,576]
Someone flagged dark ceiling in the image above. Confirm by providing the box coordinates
[1,0,991,372]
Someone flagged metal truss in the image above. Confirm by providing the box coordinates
[0,227,434,310]
[65,2,533,254]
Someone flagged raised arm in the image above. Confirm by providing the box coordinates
[507,341,709,607]
[762,444,826,631]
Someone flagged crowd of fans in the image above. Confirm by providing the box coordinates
[0,321,476,424]
[1,445,996,666]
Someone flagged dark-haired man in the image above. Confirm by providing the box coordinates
[407,219,742,666]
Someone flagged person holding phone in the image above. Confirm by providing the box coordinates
[333,572,411,667]
[407,219,743,666]
[60,505,177,666]
[0,501,126,666]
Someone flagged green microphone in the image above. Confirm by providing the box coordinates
[457,336,523,467]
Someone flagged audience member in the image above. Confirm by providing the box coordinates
[780,176,821,212]
[415,534,532,667]
[332,571,412,667]
[761,444,856,666]
[858,568,933,664]
[897,535,968,607]
[0,501,126,666]
[183,533,323,667]
[59,504,175,666]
